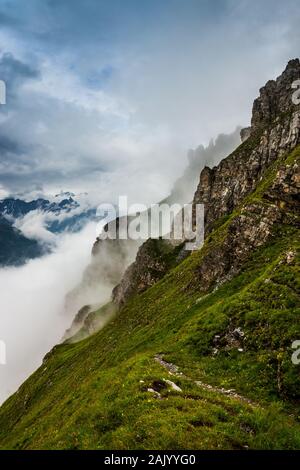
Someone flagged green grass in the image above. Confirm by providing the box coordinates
[0,146,299,450]
[246,144,300,204]
[0,221,299,449]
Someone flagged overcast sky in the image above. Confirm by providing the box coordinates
[0,0,299,204]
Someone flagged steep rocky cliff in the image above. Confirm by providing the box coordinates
[0,61,299,450]
[64,229,139,332]
[194,59,300,233]
[112,59,300,306]
[67,130,241,322]
[112,238,184,306]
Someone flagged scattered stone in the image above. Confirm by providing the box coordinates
[147,388,161,399]
[151,380,167,392]
[233,327,245,338]
[213,327,245,351]
[286,251,295,264]
[155,355,256,406]
[154,354,180,375]
[163,379,182,392]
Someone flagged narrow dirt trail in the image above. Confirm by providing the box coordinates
[154,354,257,406]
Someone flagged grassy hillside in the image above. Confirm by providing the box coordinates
[0,149,299,450]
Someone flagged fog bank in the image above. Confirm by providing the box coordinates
[0,223,99,404]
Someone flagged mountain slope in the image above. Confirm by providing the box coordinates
[0,61,299,450]
[0,194,97,266]
[0,144,299,449]
[111,59,300,307]
[0,215,43,266]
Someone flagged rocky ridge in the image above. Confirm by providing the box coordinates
[112,59,300,307]
[0,61,300,450]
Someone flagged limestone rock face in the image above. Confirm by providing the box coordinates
[265,161,300,211]
[240,127,251,143]
[188,155,300,293]
[189,203,283,293]
[193,59,300,234]
[64,216,140,318]
[112,60,300,307]
[251,59,300,131]
[112,238,178,306]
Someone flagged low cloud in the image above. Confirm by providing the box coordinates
[13,210,57,244]
[0,223,102,403]
[0,184,9,199]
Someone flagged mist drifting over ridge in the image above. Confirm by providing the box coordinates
[0,126,242,403]
[0,223,97,403]
[0,0,300,415]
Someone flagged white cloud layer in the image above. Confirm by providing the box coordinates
[0,223,101,403]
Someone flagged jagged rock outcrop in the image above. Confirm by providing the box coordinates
[112,238,182,306]
[1,61,300,451]
[265,160,300,211]
[240,127,251,143]
[189,203,287,293]
[64,219,139,318]
[193,59,300,234]
[71,131,240,313]
[167,127,241,205]
[189,148,300,292]
[251,59,300,131]
[113,59,300,307]
[63,305,92,339]
[64,302,116,341]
